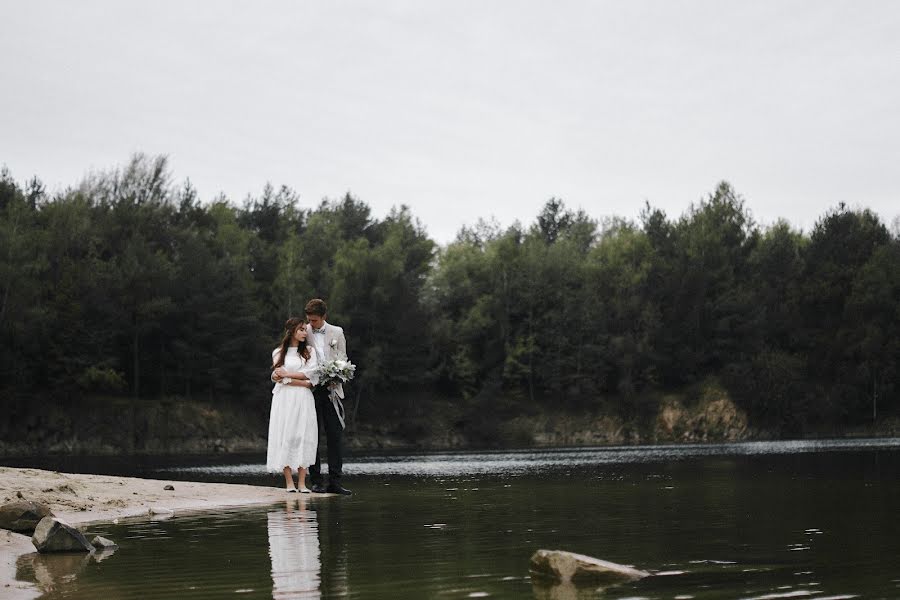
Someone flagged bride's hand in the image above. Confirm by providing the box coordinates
[274,366,288,378]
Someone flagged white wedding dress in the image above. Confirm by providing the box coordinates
[267,347,320,472]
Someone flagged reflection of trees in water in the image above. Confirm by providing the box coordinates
[268,498,322,599]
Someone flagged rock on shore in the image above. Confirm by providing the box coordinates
[0,501,54,535]
[31,517,93,553]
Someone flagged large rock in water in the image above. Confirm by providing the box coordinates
[31,517,93,553]
[529,549,650,585]
[0,500,55,534]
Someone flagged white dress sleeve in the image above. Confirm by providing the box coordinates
[270,348,281,383]
[300,349,320,387]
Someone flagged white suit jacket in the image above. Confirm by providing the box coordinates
[313,322,348,400]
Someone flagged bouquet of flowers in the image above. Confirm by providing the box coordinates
[316,356,356,387]
[316,356,355,430]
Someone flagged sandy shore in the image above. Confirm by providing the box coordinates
[0,466,331,598]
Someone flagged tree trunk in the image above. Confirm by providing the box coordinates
[873,372,878,424]
[351,383,363,431]
[130,320,140,452]
[159,336,166,397]
[528,306,535,404]
[0,207,21,329]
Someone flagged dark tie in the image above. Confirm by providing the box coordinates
[313,328,326,334]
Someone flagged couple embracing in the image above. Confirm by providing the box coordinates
[266,298,352,496]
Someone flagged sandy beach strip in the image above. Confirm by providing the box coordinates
[0,466,328,598]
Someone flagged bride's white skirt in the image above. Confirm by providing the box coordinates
[267,385,318,471]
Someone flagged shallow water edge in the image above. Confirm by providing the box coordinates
[4,439,899,599]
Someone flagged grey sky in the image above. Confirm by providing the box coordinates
[2,1,898,242]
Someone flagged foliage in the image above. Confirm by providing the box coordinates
[1,158,897,439]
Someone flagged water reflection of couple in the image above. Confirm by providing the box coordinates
[267,499,320,598]
[267,498,348,599]
[267,298,351,495]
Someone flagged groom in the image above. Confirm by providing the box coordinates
[305,298,352,496]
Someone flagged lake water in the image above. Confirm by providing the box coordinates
[10,439,900,599]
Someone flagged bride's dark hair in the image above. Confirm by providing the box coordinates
[274,317,311,369]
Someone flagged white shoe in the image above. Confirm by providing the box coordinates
[298,487,311,494]
[286,487,298,493]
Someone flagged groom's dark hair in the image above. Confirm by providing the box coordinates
[305,298,327,316]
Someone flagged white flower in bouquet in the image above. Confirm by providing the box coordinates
[317,356,356,386]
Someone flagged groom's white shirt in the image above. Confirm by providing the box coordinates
[311,325,326,360]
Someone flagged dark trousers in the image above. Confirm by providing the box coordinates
[309,386,343,485]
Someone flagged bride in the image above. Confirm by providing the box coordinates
[267,317,320,493]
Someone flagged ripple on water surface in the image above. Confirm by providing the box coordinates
[157,437,900,478]
[12,439,900,599]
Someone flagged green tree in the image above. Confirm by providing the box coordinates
[0,171,47,396]
[800,205,890,422]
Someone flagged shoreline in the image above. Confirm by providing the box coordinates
[3,391,897,457]
[0,467,332,599]
[3,427,900,460]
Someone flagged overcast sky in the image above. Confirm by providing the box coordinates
[2,1,898,242]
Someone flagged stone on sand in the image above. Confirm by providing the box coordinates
[31,517,93,553]
[0,500,54,534]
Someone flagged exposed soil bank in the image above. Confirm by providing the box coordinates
[2,383,896,456]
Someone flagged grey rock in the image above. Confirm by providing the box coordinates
[529,549,650,586]
[31,517,93,553]
[0,500,55,534]
[90,535,118,550]
[163,484,174,491]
